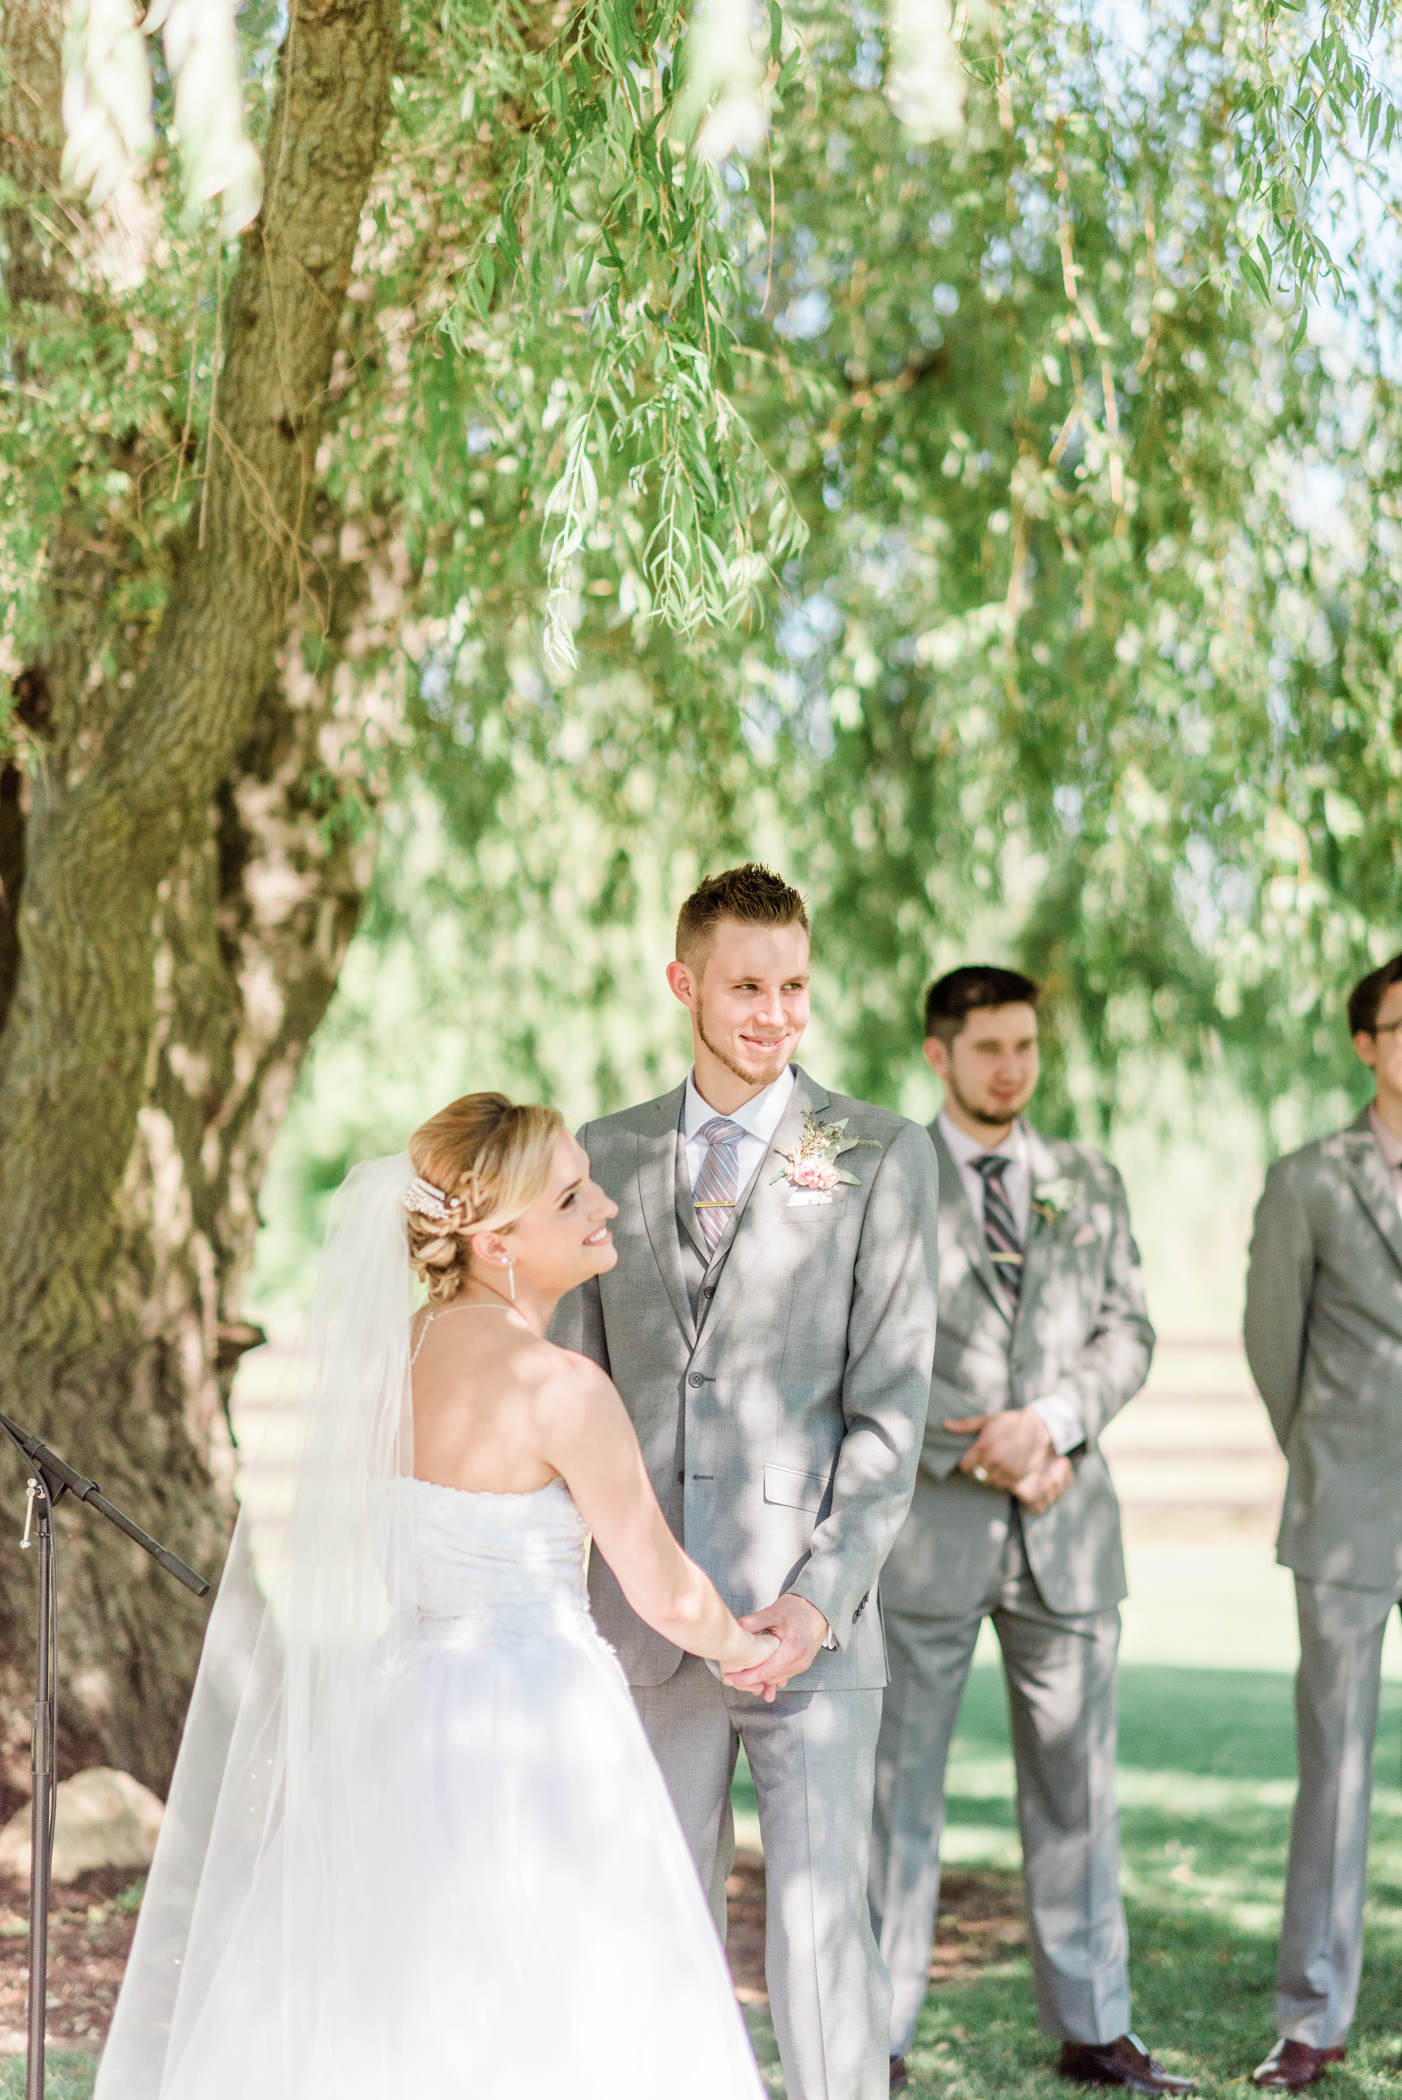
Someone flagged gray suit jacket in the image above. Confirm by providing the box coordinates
[882,1120,1154,1619]
[550,1066,941,1689]
[1244,1108,1402,1589]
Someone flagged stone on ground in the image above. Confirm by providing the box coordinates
[0,1767,163,1882]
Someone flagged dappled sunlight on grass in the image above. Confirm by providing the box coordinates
[893,1663,1402,2100]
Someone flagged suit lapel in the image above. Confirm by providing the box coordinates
[1015,1124,1078,1326]
[1344,1114,1402,1279]
[929,1121,1012,1325]
[635,1086,696,1344]
[696,1067,829,1347]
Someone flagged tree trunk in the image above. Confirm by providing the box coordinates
[0,0,400,1792]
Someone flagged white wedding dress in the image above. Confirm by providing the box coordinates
[108,1472,764,2100]
[97,1155,763,2100]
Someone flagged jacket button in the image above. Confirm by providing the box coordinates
[688,1373,704,1387]
[703,1284,715,1297]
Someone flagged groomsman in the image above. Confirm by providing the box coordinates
[552,864,941,2100]
[1243,954,1402,2091]
[870,966,1193,2097]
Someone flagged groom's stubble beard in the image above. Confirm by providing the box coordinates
[695,994,801,1090]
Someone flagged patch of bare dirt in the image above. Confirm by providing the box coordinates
[724,1852,1026,2007]
[725,1850,770,2006]
[927,1866,1028,1983]
[0,1868,143,2054]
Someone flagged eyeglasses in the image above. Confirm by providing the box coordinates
[1368,1020,1402,1038]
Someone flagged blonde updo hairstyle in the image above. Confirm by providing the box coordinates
[406,1093,565,1305]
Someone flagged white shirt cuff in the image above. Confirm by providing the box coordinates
[1027,1393,1085,1456]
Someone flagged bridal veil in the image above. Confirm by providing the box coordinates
[95,1152,419,2099]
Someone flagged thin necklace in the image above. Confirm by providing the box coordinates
[411,1299,514,1366]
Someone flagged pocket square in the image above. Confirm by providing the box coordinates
[1072,1222,1098,1247]
[788,1190,834,1207]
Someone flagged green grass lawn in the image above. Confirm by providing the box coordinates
[742,1660,1402,2098]
[0,2053,96,2098]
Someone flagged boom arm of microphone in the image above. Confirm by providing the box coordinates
[0,1411,210,1596]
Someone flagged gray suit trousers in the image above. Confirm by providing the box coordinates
[632,1656,889,2100]
[870,1524,1130,2055]
[1277,1573,1402,2046]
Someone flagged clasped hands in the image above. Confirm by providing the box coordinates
[720,1591,830,1702]
[944,1408,1073,1514]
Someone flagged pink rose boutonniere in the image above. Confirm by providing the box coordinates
[772,1113,877,1204]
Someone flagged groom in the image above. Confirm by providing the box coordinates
[552,864,940,2100]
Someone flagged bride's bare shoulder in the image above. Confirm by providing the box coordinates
[541,1339,614,1392]
[528,1339,618,1418]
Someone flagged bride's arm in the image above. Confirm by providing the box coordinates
[541,1355,779,1690]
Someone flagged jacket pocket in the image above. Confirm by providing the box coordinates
[763,1463,830,1513]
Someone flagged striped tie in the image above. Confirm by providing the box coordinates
[694,1116,745,1254]
[973,1153,1023,1305]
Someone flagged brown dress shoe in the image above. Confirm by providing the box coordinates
[1252,2040,1347,2090]
[890,2057,910,2093]
[1058,2034,1198,2096]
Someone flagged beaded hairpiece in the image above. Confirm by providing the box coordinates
[402,1174,465,1225]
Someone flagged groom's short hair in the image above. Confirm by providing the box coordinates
[676,863,809,965]
[924,965,1041,1045]
[1348,953,1402,1036]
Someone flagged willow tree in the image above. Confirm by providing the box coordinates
[0,0,838,1788]
[0,0,1393,1786]
[394,0,1402,1132]
[0,0,405,1788]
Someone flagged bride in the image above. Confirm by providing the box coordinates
[95,1092,779,2100]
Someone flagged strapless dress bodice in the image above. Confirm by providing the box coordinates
[396,1476,596,1650]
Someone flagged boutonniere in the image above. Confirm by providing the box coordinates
[772,1113,878,1195]
[1031,1177,1076,1225]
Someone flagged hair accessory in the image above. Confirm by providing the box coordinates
[402,1175,463,1224]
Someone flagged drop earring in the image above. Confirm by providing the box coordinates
[506,1261,516,1304]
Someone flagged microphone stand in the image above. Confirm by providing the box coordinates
[0,1410,209,2100]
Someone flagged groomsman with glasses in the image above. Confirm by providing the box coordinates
[1244,954,1402,2091]
[870,966,1194,2098]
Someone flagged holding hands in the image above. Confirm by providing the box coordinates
[720,1592,831,1701]
[945,1410,1074,1515]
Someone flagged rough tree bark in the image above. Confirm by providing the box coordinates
[0,0,401,1791]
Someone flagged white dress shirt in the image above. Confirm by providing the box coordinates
[937,1110,1085,1458]
[683,1066,797,1195]
[1369,1104,1402,1212]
